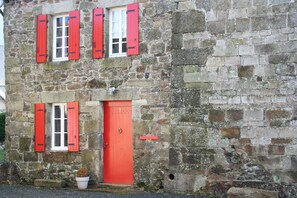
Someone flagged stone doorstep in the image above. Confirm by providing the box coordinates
[86,183,141,194]
[227,187,278,198]
[34,179,66,188]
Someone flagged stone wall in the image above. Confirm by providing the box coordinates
[168,0,297,195]
[4,0,172,188]
[3,0,297,195]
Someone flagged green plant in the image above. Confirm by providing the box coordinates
[76,167,89,177]
[0,113,5,142]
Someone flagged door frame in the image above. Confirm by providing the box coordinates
[102,100,134,185]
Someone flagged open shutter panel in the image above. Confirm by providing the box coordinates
[69,10,80,60]
[67,102,79,152]
[127,3,139,56]
[34,104,45,152]
[92,8,104,59]
[36,14,47,63]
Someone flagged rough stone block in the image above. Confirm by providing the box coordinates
[34,179,66,188]
[221,128,241,139]
[289,13,297,28]
[19,137,31,151]
[235,18,250,32]
[227,187,278,198]
[266,109,291,121]
[226,109,243,121]
[164,173,207,194]
[172,48,213,66]
[24,152,38,162]
[268,145,285,155]
[251,17,269,31]
[209,110,225,122]
[238,65,254,78]
[172,33,182,49]
[271,138,292,145]
[244,109,264,121]
[207,21,225,34]
[172,10,205,33]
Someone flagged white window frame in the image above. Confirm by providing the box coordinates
[51,103,68,151]
[53,14,69,62]
[109,7,127,57]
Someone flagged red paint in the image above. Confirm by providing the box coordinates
[34,103,45,152]
[92,8,104,59]
[127,3,139,56]
[36,15,47,63]
[139,136,158,140]
[104,101,133,185]
[67,102,79,152]
[69,10,80,60]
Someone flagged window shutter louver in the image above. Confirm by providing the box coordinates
[92,8,104,59]
[34,104,45,152]
[127,3,139,56]
[67,102,79,152]
[36,14,48,63]
[69,10,80,60]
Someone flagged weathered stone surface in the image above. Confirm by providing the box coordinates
[34,179,66,188]
[221,128,240,139]
[172,10,205,34]
[227,187,278,198]
[209,110,225,123]
[172,48,213,66]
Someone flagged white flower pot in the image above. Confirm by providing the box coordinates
[76,176,89,189]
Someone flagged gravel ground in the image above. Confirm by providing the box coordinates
[0,184,205,198]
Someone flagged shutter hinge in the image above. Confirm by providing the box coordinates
[68,107,75,110]
[70,16,76,19]
[95,14,105,17]
[128,46,135,49]
[95,50,103,52]
[68,52,76,54]
[37,109,44,112]
[68,143,75,146]
[37,144,44,146]
[126,9,135,14]
[40,20,46,22]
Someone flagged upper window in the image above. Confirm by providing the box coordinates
[53,15,69,61]
[109,7,127,57]
[51,103,68,151]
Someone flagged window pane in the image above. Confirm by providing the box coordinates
[64,134,68,146]
[112,44,119,53]
[65,48,68,57]
[66,27,69,36]
[56,28,62,37]
[112,38,119,43]
[56,38,62,47]
[64,119,67,132]
[65,17,69,26]
[55,134,61,146]
[65,38,68,47]
[122,43,127,53]
[55,106,61,118]
[56,49,62,58]
[56,18,63,27]
[55,120,61,132]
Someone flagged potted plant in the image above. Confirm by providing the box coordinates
[75,167,89,189]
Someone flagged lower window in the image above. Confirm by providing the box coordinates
[51,103,68,151]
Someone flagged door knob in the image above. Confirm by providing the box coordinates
[118,128,123,134]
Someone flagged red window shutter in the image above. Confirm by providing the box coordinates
[34,103,45,152]
[67,102,79,152]
[36,14,47,63]
[92,8,104,59]
[69,10,80,60]
[127,3,139,56]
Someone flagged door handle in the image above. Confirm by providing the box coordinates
[118,128,123,134]
[103,143,108,149]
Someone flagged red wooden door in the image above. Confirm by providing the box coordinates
[104,101,133,185]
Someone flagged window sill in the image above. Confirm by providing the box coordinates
[109,53,127,58]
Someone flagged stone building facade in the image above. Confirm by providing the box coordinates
[3,0,297,195]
